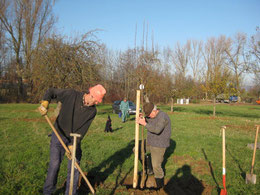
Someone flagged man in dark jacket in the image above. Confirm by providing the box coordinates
[38,84,106,195]
[136,102,171,189]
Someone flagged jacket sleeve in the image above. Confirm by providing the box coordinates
[145,116,169,135]
[43,88,73,103]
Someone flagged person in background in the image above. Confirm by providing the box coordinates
[120,97,129,123]
[38,84,106,195]
[136,102,171,190]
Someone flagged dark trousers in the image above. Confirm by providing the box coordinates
[43,132,82,195]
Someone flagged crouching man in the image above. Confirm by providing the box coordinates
[136,102,171,189]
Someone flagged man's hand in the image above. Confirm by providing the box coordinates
[38,100,49,116]
[136,116,147,126]
[65,145,73,160]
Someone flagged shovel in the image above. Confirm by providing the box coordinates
[220,126,227,195]
[44,115,95,194]
[246,125,259,184]
[69,133,81,195]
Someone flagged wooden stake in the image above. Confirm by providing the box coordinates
[133,90,141,188]
[140,89,145,188]
[251,125,259,174]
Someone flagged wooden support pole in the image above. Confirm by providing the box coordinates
[133,90,141,188]
[140,89,145,188]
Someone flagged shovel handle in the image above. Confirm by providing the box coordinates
[222,126,226,172]
[44,115,95,194]
[69,134,81,195]
[251,126,259,174]
[44,115,70,153]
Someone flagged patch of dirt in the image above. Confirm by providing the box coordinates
[74,156,214,195]
[14,116,56,123]
[225,124,255,131]
[229,103,252,106]
[167,112,186,115]
[120,174,214,195]
[191,116,231,121]
[173,155,210,176]
[249,107,260,110]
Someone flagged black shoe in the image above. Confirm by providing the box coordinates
[155,177,164,189]
[145,154,154,175]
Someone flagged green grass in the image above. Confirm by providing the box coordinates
[0,103,259,194]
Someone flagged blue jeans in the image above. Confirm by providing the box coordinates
[43,132,82,195]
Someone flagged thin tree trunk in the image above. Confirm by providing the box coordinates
[171,97,174,112]
[213,97,216,117]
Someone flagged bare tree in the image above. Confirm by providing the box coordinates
[189,40,203,81]
[22,0,55,80]
[250,27,260,85]
[172,41,191,77]
[224,33,249,95]
[31,32,101,102]
[203,36,231,117]
[0,17,8,77]
[0,0,24,100]
[0,0,55,101]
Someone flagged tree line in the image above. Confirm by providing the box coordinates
[0,0,259,104]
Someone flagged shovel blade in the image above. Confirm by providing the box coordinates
[220,189,227,195]
[246,173,256,184]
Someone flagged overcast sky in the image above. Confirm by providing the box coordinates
[53,0,260,51]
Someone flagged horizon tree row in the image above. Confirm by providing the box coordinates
[0,0,259,104]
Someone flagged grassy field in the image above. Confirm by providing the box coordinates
[0,103,260,194]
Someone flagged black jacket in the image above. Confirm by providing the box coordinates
[43,88,96,144]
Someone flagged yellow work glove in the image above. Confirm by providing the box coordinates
[38,100,49,116]
[65,145,73,160]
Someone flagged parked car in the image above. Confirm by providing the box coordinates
[216,94,229,103]
[112,100,140,115]
[229,96,238,103]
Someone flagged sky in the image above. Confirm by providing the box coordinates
[53,0,260,51]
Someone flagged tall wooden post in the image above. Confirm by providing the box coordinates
[133,90,141,188]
